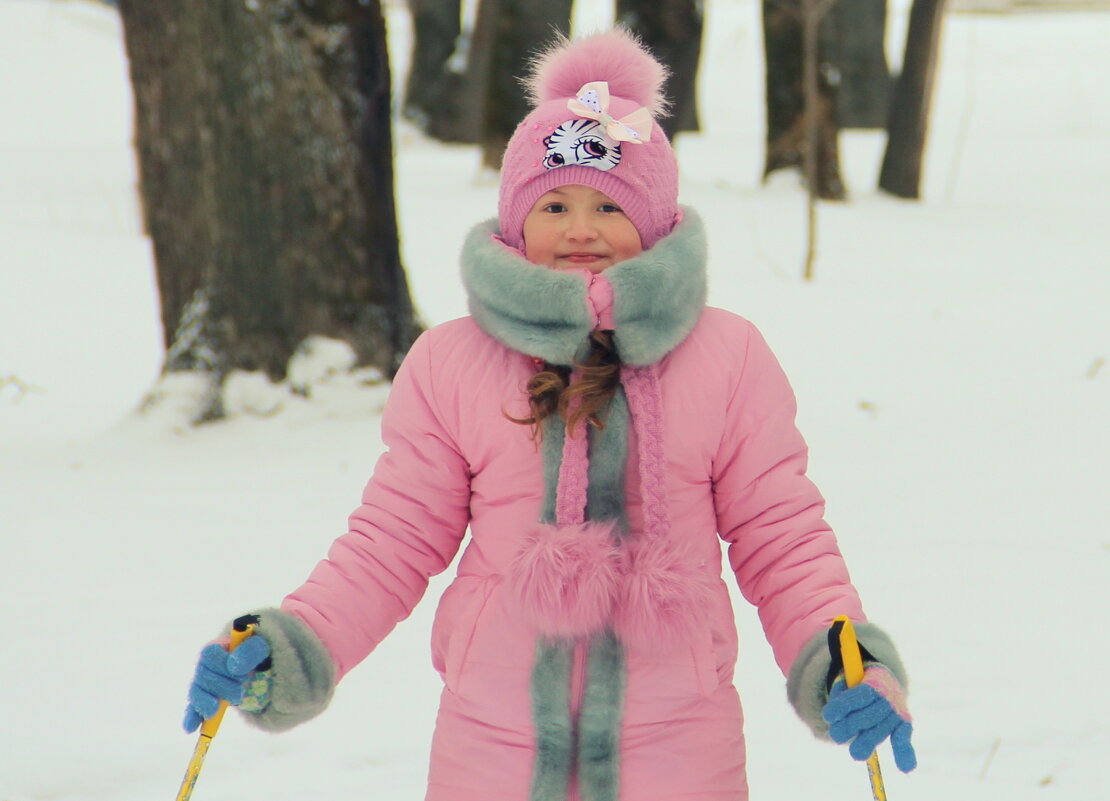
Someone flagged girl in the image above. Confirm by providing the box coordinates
[185,30,916,801]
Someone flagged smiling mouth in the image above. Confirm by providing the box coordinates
[560,253,607,262]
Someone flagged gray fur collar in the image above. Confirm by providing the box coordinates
[460,207,707,366]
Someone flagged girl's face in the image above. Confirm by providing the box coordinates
[522,185,642,273]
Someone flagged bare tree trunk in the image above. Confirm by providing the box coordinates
[616,0,704,141]
[802,0,838,280]
[803,4,820,280]
[830,0,890,128]
[119,0,421,421]
[762,0,846,200]
[880,0,949,198]
[469,0,573,169]
[402,0,463,130]
[423,24,483,144]
[459,0,499,154]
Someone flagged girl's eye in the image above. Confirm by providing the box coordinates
[544,203,567,213]
[599,203,622,213]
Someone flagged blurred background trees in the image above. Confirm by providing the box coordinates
[762,0,891,200]
[402,0,707,165]
[468,0,575,169]
[615,0,706,140]
[404,0,946,199]
[402,0,574,167]
[763,0,947,201]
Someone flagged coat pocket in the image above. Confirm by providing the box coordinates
[692,624,722,697]
[430,576,493,693]
[623,624,720,704]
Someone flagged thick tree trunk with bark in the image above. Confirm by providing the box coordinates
[762,0,846,200]
[119,0,420,420]
[880,0,949,198]
[616,0,704,141]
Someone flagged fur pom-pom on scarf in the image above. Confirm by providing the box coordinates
[510,520,623,639]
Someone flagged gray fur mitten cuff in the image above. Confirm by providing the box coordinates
[232,607,337,732]
[786,621,907,738]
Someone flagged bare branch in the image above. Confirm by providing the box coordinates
[0,374,45,403]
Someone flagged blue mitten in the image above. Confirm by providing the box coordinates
[822,664,917,773]
[183,636,272,733]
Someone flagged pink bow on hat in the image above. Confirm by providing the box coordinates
[567,81,653,144]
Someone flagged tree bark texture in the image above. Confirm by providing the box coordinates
[402,0,463,130]
[469,0,573,169]
[119,0,420,407]
[880,0,949,198]
[827,0,890,128]
[616,0,705,141]
[762,0,846,200]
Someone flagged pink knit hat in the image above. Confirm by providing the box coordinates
[497,30,680,251]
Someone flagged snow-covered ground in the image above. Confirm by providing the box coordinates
[1,0,1107,799]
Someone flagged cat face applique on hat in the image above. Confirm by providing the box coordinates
[540,80,653,172]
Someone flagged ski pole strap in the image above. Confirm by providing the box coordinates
[826,617,878,692]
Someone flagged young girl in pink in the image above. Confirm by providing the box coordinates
[185,30,917,801]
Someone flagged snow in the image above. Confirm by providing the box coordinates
[1,1,1107,799]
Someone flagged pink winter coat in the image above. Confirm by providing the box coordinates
[245,211,902,801]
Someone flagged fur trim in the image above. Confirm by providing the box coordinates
[530,640,575,801]
[786,621,908,738]
[236,607,336,732]
[584,388,629,527]
[577,632,626,801]
[510,522,623,638]
[461,223,592,367]
[608,211,707,366]
[462,207,707,367]
[525,29,670,117]
[612,536,718,648]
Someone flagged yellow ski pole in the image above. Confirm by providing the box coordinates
[831,615,887,801]
[175,616,258,801]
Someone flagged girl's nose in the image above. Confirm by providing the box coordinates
[565,212,598,241]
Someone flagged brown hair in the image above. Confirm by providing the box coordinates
[508,330,622,440]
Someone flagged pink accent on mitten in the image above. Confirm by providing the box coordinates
[862,665,912,721]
